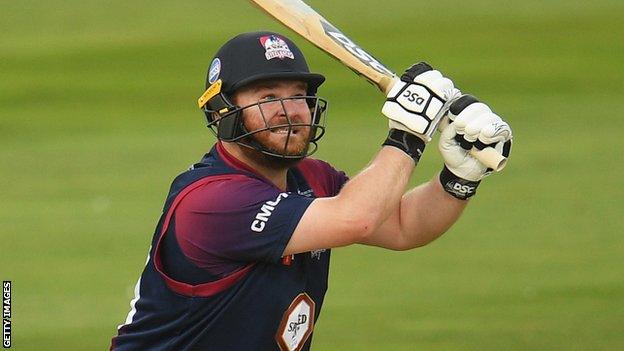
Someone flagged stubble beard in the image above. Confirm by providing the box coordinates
[240,130,312,170]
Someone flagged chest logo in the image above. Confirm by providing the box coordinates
[276,293,315,351]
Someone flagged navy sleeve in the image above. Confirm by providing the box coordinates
[174,175,313,275]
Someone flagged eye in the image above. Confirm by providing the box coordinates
[261,94,277,101]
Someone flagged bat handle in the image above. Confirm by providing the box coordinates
[380,76,400,94]
[470,147,507,171]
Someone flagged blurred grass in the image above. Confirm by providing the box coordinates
[1,0,623,350]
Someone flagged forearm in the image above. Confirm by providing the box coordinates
[359,173,467,250]
[397,174,468,248]
[336,146,414,230]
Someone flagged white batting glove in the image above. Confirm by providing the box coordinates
[438,95,513,199]
[382,62,460,142]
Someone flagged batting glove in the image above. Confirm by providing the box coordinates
[438,95,513,199]
[381,62,460,163]
[382,62,460,141]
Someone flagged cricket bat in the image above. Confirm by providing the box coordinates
[249,0,507,171]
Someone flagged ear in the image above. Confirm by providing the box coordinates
[216,110,244,140]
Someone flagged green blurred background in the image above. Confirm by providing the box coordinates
[2,0,623,349]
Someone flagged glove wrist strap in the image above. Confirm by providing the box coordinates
[382,129,426,163]
[439,165,480,200]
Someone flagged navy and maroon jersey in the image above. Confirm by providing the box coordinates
[111,142,348,351]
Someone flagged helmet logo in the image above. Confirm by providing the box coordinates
[259,35,295,60]
[208,58,221,84]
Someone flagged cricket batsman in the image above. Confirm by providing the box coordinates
[111,31,513,350]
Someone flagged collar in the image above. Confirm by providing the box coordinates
[204,142,314,196]
[215,141,259,175]
[215,141,288,191]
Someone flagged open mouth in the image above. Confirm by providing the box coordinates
[270,126,291,134]
[269,126,302,135]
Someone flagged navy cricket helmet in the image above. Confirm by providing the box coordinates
[197,31,328,158]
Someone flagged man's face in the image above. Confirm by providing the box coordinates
[232,80,313,157]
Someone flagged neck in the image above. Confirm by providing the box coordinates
[221,142,293,191]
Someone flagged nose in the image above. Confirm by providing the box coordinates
[280,98,310,122]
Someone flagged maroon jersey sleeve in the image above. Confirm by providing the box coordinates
[174,175,314,276]
[297,158,349,197]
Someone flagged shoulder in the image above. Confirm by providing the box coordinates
[297,158,348,197]
[178,174,281,212]
[298,158,338,174]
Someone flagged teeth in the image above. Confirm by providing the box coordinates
[271,127,290,134]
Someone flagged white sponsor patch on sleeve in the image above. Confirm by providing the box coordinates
[251,193,289,233]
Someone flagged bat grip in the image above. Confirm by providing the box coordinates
[380,76,400,94]
[470,147,507,171]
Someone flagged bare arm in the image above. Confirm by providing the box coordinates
[283,63,512,255]
[283,146,414,255]
[358,174,468,250]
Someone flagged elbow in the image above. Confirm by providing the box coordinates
[359,217,381,241]
[394,240,427,251]
[394,227,449,251]
[330,195,388,245]
[348,214,383,243]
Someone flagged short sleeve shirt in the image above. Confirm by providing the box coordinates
[174,148,348,277]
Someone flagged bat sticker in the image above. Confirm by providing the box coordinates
[320,20,394,76]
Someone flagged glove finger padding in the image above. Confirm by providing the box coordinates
[479,120,512,145]
[413,71,454,98]
[464,111,499,143]
[450,96,513,151]
[452,102,492,138]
